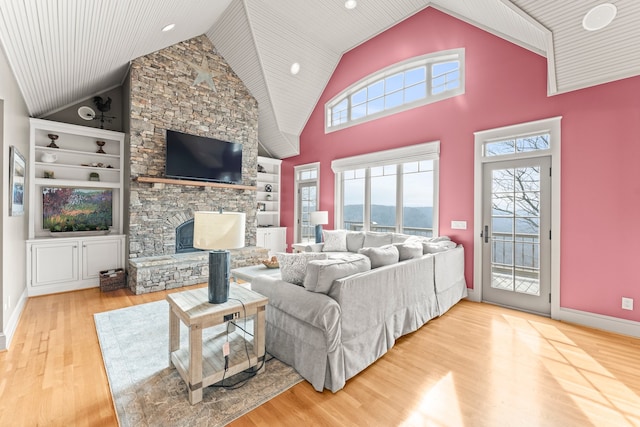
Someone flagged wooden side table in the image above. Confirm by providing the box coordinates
[167,284,268,404]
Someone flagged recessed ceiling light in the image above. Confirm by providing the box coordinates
[162,23,176,32]
[345,0,357,10]
[582,3,617,31]
[290,62,301,75]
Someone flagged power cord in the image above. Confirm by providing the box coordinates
[209,297,267,390]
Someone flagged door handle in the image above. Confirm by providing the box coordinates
[483,225,489,243]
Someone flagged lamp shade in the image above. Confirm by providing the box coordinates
[193,211,246,250]
[310,211,329,225]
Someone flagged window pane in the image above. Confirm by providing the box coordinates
[404,83,426,103]
[352,103,366,120]
[517,134,550,152]
[367,98,384,115]
[343,171,365,231]
[352,88,367,106]
[403,164,433,237]
[368,80,384,99]
[385,73,403,94]
[405,67,426,86]
[355,169,366,179]
[419,160,433,171]
[371,166,383,177]
[404,162,419,173]
[385,91,403,109]
[485,140,515,156]
[371,172,396,232]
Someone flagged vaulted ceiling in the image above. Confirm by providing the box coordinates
[1,0,638,159]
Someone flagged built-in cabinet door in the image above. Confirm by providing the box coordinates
[31,242,79,287]
[270,228,286,254]
[257,227,287,256]
[82,238,122,280]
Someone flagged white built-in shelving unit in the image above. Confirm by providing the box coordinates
[256,156,286,255]
[26,118,126,296]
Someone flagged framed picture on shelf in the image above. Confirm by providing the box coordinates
[9,145,26,216]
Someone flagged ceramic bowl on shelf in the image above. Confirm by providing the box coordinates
[41,152,57,163]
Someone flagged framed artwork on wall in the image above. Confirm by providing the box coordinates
[9,145,26,216]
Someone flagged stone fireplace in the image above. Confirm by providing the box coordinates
[124,34,268,294]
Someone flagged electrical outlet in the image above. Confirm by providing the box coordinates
[622,297,634,311]
[224,312,240,321]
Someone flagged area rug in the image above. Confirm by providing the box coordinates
[95,300,303,427]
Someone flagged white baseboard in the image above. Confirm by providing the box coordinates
[557,307,640,339]
[464,287,639,338]
[465,287,481,302]
[0,288,28,351]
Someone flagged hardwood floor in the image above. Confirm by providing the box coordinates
[1,285,639,426]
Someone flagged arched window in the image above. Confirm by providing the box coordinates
[326,49,464,132]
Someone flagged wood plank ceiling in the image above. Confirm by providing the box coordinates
[0,0,637,159]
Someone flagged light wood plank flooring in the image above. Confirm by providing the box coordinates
[1,285,639,426]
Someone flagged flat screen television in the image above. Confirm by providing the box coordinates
[165,130,243,184]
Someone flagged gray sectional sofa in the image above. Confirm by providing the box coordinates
[251,230,468,392]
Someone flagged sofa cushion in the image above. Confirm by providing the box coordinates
[422,240,457,253]
[363,232,393,248]
[404,235,433,244]
[346,231,366,252]
[358,244,399,268]
[394,242,424,261]
[304,254,371,293]
[392,233,410,243]
[322,229,348,252]
[277,252,328,285]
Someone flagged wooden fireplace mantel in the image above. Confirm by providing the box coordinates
[135,176,257,191]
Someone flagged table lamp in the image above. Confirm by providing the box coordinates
[310,211,329,244]
[193,211,246,304]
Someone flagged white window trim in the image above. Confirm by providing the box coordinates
[472,116,561,320]
[325,49,465,134]
[293,162,320,243]
[332,141,439,235]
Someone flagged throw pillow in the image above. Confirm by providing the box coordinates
[346,231,366,252]
[363,231,393,248]
[322,229,348,252]
[358,244,399,268]
[304,254,371,293]
[394,242,424,261]
[277,252,328,285]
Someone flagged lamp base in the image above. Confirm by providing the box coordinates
[315,224,323,244]
[208,250,230,304]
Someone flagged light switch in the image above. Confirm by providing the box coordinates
[451,221,467,230]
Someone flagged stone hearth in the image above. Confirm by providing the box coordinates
[127,246,268,294]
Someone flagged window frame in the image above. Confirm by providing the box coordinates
[325,49,465,133]
[332,141,440,236]
[293,162,320,243]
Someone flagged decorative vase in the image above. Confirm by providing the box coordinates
[47,134,59,149]
[96,140,106,154]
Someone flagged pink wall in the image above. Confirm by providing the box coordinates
[281,7,640,322]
